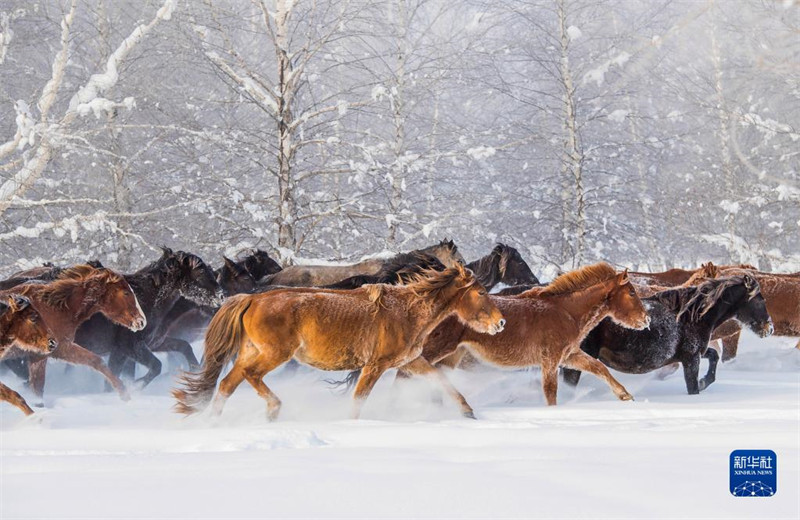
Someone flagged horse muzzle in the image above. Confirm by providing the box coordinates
[760,321,774,338]
[130,315,147,332]
[488,318,506,335]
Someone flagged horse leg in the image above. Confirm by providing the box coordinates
[681,354,701,395]
[720,329,742,362]
[654,362,680,380]
[562,351,633,401]
[698,348,720,392]
[211,364,245,417]
[540,363,560,406]
[400,357,475,418]
[130,340,162,388]
[0,381,35,415]
[51,342,130,401]
[151,337,200,370]
[27,356,48,404]
[561,367,582,387]
[435,347,467,370]
[351,365,387,419]
[243,357,286,422]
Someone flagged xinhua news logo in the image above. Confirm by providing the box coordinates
[730,450,777,497]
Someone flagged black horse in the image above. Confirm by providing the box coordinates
[235,249,282,281]
[562,275,774,394]
[74,248,223,388]
[151,255,261,355]
[466,244,539,291]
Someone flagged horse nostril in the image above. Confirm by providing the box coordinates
[498,319,506,328]
[48,339,57,352]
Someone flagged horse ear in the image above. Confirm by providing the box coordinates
[617,269,629,284]
[159,246,174,259]
[223,256,237,270]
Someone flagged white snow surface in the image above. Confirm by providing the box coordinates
[1,334,798,519]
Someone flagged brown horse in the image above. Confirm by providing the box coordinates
[630,263,754,287]
[421,264,650,405]
[1,268,146,402]
[260,239,464,287]
[714,268,800,359]
[633,262,720,298]
[0,295,58,415]
[174,264,505,420]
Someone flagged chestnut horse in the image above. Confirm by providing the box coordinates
[419,263,650,405]
[0,295,58,415]
[174,265,505,420]
[1,269,146,402]
[259,239,464,288]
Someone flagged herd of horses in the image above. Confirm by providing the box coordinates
[0,240,797,419]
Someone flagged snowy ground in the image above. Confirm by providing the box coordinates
[1,332,798,519]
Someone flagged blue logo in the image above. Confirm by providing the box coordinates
[730,450,776,497]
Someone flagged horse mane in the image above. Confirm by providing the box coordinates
[651,275,759,323]
[379,252,445,283]
[405,263,476,303]
[14,277,85,310]
[538,263,617,296]
[57,264,115,281]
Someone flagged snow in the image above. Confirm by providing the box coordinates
[566,25,582,41]
[607,109,629,123]
[1,335,797,519]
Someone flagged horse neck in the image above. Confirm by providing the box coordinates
[553,281,616,338]
[129,272,177,313]
[696,289,741,332]
[68,283,104,325]
[467,256,498,289]
[404,287,464,344]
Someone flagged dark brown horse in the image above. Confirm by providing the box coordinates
[0,260,104,291]
[174,264,505,420]
[0,295,58,415]
[420,264,650,405]
[466,244,540,291]
[235,249,282,281]
[1,268,146,402]
[259,239,464,288]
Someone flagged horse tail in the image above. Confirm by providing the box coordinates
[325,369,362,393]
[173,294,252,415]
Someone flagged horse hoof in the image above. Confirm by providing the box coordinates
[119,391,131,402]
[462,410,477,420]
[34,401,45,408]
[619,393,634,401]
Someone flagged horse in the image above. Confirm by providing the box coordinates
[0,260,104,291]
[466,244,540,291]
[235,249,282,281]
[74,248,223,388]
[629,263,757,287]
[142,255,263,376]
[0,269,146,402]
[416,264,649,405]
[258,239,464,288]
[0,295,58,415]
[173,264,505,420]
[562,275,773,394]
[712,267,800,360]
[321,252,446,290]
[632,262,720,298]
